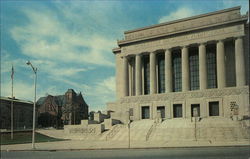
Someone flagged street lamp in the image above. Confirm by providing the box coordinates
[26,61,37,149]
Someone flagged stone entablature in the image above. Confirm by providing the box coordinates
[121,24,245,55]
[118,6,247,45]
[118,86,249,104]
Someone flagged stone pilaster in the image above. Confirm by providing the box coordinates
[216,40,226,88]
[150,52,156,94]
[123,56,129,97]
[165,49,172,92]
[182,46,190,91]
[135,54,142,96]
[235,36,246,86]
[199,43,207,90]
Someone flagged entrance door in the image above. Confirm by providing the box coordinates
[191,104,200,117]
[157,106,165,118]
[173,104,182,118]
[209,101,219,116]
[141,106,150,119]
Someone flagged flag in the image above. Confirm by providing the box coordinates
[11,65,14,79]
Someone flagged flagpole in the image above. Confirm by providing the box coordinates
[11,64,14,140]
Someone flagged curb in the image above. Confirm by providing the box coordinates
[2,145,250,152]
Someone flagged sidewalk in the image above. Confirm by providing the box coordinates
[1,140,250,151]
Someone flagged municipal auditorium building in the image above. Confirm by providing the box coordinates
[107,6,249,123]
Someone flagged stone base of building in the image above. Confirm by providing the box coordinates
[107,86,249,124]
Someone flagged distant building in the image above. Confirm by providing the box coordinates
[0,97,34,130]
[37,89,89,128]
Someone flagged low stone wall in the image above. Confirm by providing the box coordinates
[94,112,110,123]
[64,123,104,135]
[104,118,121,130]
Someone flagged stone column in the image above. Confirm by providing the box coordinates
[182,46,190,91]
[165,49,172,92]
[150,52,156,94]
[235,36,246,86]
[199,43,207,90]
[135,54,142,96]
[216,40,226,88]
[123,56,129,97]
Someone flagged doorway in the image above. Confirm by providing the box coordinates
[157,106,165,118]
[141,106,150,119]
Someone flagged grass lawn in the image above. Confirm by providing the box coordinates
[1,131,66,145]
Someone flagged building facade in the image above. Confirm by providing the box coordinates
[107,6,249,123]
[37,89,89,128]
[0,97,34,130]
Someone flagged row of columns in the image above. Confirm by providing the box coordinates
[122,36,246,97]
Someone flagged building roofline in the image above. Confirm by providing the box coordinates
[0,96,33,104]
[118,16,248,46]
[112,47,121,54]
[124,6,241,34]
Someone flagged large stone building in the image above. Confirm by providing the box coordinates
[37,89,89,128]
[107,6,249,123]
[0,97,34,130]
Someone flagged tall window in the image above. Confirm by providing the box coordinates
[158,53,165,93]
[189,47,199,90]
[225,40,236,87]
[206,44,217,88]
[172,50,182,92]
[143,55,150,94]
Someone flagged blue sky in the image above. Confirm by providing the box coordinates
[1,0,249,111]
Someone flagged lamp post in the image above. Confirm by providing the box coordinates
[127,110,131,149]
[26,61,37,149]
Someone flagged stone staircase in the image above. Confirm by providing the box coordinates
[148,117,250,142]
[104,119,155,141]
[38,117,250,143]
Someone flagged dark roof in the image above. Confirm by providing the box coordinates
[66,89,76,94]
[36,95,66,107]
[54,95,66,106]
[0,96,33,104]
[36,97,46,106]
[36,89,88,108]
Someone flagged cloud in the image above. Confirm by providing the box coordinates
[32,59,91,78]
[1,79,54,101]
[222,0,249,14]
[10,8,115,67]
[159,7,198,23]
[85,76,115,111]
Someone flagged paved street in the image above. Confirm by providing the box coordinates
[2,146,250,159]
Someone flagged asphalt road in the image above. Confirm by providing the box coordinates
[1,146,250,159]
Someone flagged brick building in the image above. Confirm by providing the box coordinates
[37,89,89,128]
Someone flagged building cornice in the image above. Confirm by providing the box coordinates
[112,47,121,54]
[118,17,248,46]
[125,6,241,34]
[117,6,249,47]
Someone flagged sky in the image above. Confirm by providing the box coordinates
[1,0,249,111]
